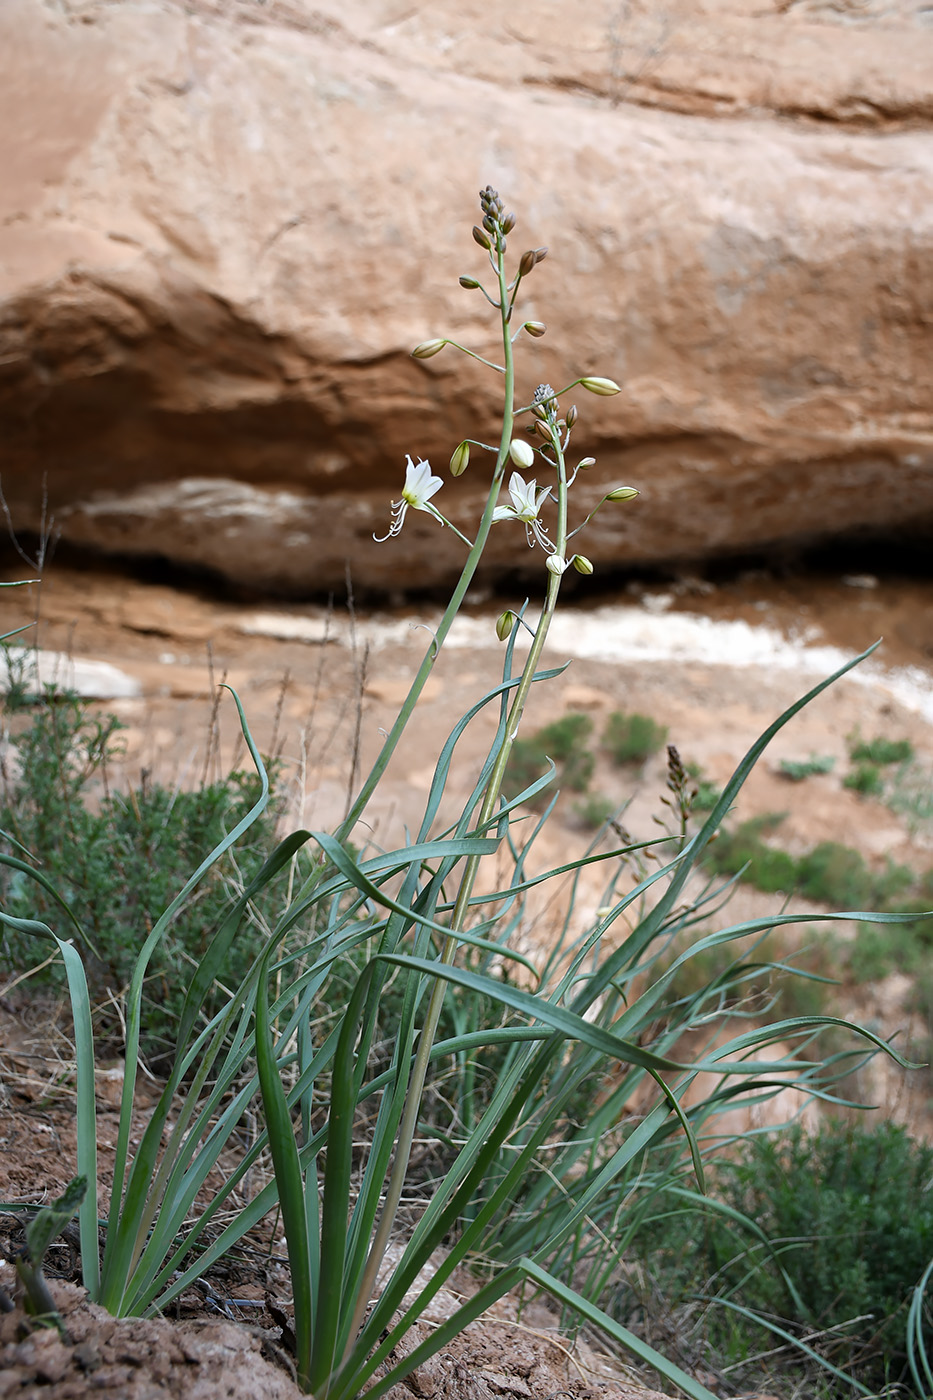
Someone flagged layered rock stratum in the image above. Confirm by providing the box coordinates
[1,0,931,594]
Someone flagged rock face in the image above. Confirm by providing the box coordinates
[0,0,931,596]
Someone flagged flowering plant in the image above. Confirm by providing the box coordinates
[5,186,919,1400]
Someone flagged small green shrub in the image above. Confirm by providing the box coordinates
[849,735,915,766]
[798,843,913,910]
[686,763,721,812]
[779,754,835,782]
[503,712,594,806]
[603,711,667,766]
[536,713,593,760]
[706,820,915,911]
[704,813,797,893]
[888,763,933,831]
[618,1120,933,1395]
[573,792,615,830]
[843,761,885,797]
[0,690,287,1068]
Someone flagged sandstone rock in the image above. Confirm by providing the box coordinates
[0,0,931,596]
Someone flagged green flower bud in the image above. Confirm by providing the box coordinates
[509,439,535,468]
[472,226,492,250]
[606,486,639,502]
[546,554,567,576]
[449,441,470,476]
[524,320,546,338]
[572,554,594,575]
[577,456,596,470]
[412,339,447,360]
[496,610,515,642]
[581,376,621,396]
[459,275,481,289]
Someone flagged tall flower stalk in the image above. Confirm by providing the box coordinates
[342,187,633,1346]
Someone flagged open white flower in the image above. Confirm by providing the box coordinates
[492,471,553,550]
[374,455,445,541]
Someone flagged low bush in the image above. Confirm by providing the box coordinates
[503,712,594,807]
[779,754,835,782]
[0,688,287,1068]
[706,818,915,910]
[615,1119,933,1396]
[603,711,668,766]
[704,813,797,894]
[843,761,885,797]
[849,735,915,766]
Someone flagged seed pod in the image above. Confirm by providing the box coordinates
[524,320,546,338]
[581,376,621,396]
[411,339,447,360]
[449,441,470,476]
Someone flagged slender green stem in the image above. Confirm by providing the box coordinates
[444,340,506,373]
[343,307,573,1352]
[337,351,514,845]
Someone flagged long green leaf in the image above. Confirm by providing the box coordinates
[0,912,99,1294]
[255,936,313,1390]
[520,1260,720,1400]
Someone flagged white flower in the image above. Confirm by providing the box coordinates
[492,472,553,550]
[374,455,444,541]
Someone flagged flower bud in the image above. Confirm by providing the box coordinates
[518,250,537,277]
[412,339,447,360]
[581,376,621,396]
[523,320,546,338]
[533,419,553,441]
[566,404,578,427]
[572,554,594,575]
[449,441,470,477]
[459,275,481,289]
[577,456,596,470]
[534,247,548,264]
[472,226,492,250]
[501,211,516,234]
[496,610,515,642]
[508,439,535,468]
[483,213,497,234]
[546,554,568,576]
[606,486,639,502]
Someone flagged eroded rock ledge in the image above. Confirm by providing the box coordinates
[0,0,931,595]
